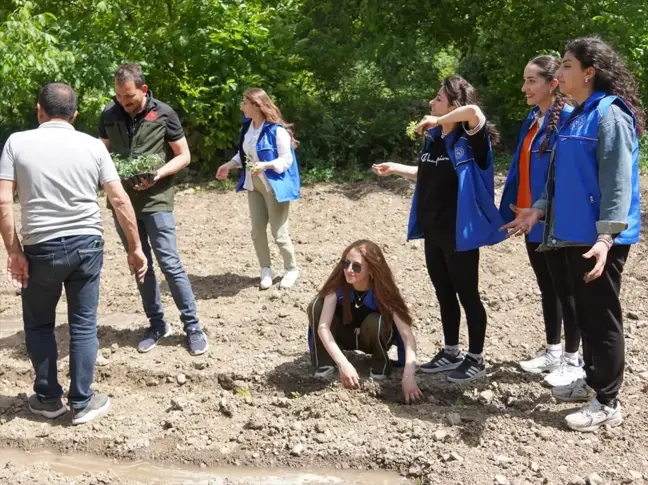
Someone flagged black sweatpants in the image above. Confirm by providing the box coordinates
[424,238,487,355]
[563,244,630,405]
[526,242,580,353]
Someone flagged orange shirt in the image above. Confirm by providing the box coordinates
[516,122,539,209]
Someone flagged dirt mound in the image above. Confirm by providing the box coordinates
[1,179,647,485]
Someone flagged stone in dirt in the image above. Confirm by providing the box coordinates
[110,343,119,353]
[629,470,643,480]
[586,473,603,485]
[291,443,304,456]
[494,475,509,485]
[446,412,462,426]
[176,374,187,385]
[433,429,448,442]
[449,452,463,462]
[568,476,586,485]
[479,390,495,404]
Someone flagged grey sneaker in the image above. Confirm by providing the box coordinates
[71,394,111,425]
[28,394,67,419]
[552,378,596,403]
[314,366,336,378]
[138,326,172,353]
[187,330,208,356]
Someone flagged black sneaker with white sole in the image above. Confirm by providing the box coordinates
[419,348,464,374]
[447,355,486,383]
[137,326,172,353]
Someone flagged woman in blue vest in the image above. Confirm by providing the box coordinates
[373,75,505,383]
[216,88,301,290]
[307,239,423,404]
[500,56,582,388]
[504,37,644,432]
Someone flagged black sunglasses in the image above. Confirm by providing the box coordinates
[342,260,362,273]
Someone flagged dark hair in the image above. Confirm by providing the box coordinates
[441,75,500,146]
[528,55,572,152]
[38,83,77,121]
[114,63,146,88]
[565,37,645,136]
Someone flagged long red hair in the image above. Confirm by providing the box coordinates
[318,239,412,327]
[244,88,299,148]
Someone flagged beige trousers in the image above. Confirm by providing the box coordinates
[247,175,297,270]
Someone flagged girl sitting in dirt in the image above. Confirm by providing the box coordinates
[307,239,423,404]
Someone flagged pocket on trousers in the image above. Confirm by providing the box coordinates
[24,253,56,283]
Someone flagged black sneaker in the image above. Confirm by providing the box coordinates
[419,348,464,374]
[137,326,172,353]
[447,355,486,383]
[187,330,209,356]
[71,394,111,425]
[28,394,67,419]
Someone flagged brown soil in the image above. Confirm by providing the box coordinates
[1,177,647,485]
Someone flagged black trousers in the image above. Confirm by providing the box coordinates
[424,238,487,355]
[526,242,580,353]
[562,245,630,405]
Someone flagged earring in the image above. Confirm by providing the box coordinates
[585,78,589,83]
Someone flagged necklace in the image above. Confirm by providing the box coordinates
[353,290,368,308]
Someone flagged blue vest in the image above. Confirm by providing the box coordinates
[307,288,407,367]
[407,127,506,251]
[236,120,301,203]
[550,91,640,245]
[500,104,574,243]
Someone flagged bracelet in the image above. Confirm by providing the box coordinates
[596,235,613,249]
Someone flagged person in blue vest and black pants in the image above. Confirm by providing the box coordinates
[216,88,300,290]
[500,56,582,388]
[373,75,505,383]
[505,37,644,432]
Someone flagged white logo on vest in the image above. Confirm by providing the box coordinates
[454,147,465,159]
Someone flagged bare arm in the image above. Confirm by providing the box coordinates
[100,138,111,150]
[0,180,21,255]
[103,181,141,251]
[372,162,418,181]
[317,293,349,366]
[417,105,485,133]
[158,137,191,179]
[393,312,423,402]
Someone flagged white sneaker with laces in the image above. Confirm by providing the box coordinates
[552,377,596,403]
[260,267,273,290]
[520,351,561,374]
[543,356,586,387]
[565,398,622,432]
[280,268,299,289]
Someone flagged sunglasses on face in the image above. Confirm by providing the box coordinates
[342,260,362,273]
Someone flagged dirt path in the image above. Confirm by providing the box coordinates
[1,178,647,485]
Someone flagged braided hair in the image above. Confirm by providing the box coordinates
[528,55,571,153]
[442,75,501,146]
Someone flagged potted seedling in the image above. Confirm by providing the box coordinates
[113,153,165,189]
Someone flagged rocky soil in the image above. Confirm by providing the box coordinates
[1,176,647,485]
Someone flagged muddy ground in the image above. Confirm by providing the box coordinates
[1,176,647,485]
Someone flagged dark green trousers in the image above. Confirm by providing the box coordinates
[307,296,394,375]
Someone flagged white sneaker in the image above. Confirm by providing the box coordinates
[260,267,273,290]
[565,398,622,432]
[279,268,299,289]
[543,356,586,387]
[552,378,596,403]
[520,351,561,374]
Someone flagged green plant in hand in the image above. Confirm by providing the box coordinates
[112,154,165,179]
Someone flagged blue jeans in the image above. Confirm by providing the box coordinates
[22,234,103,410]
[114,211,200,333]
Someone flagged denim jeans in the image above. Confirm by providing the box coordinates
[114,211,200,333]
[22,234,103,410]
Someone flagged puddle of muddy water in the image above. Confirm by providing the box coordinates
[0,449,411,485]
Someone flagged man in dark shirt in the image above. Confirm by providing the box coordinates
[99,63,208,356]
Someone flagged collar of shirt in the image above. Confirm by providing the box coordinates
[38,120,75,130]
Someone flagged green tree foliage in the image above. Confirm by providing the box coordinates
[0,0,647,175]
